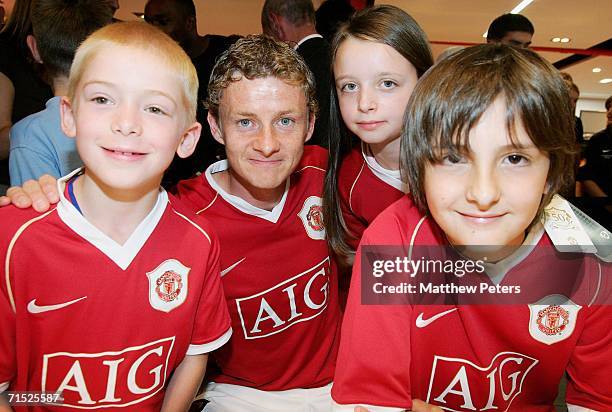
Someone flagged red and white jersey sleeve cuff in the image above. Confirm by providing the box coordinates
[333,400,405,412]
[0,382,9,393]
[567,404,597,412]
[186,328,232,356]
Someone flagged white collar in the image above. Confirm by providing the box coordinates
[295,33,323,49]
[480,223,545,285]
[56,168,168,270]
[362,142,408,193]
[204,160,289,223]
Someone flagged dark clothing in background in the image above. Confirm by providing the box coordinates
[580,126,612,196]
[163,34,240,188]
[575,125,612,230]
[297,36,332,149]
[575,116,584,144]
[315,0,355,43]
[0,31,53,187]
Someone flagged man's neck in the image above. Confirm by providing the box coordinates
[213,169,285,211]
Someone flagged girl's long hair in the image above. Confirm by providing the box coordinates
[323,4,433,257]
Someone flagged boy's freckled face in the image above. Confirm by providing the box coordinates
[424,97,550,251]
[61,45,197,190]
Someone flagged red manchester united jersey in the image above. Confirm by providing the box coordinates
[332,196,612,411]
[338,144,411,250]
[175,146,342,391]
[0,173,232,410]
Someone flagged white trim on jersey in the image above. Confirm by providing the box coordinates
[481,223,545,284]
[196,191,219,214]
[567,404,597,412]
[186,328,232,355]
[171,209,212,244]
[362,142,408,193]
[204,160,290,223]
[296,165,326,173]
[588,261,603,307]
[410,213,549,286]
[332,400,404,412]
[0,381,8,393]
[55,169,169,270]
[203,382,333,412]
[348,162,365,215]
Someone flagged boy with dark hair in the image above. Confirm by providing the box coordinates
[486,13,534,48]
[0,21,231,410]
[332,44,611,411]
[9,0,114,185]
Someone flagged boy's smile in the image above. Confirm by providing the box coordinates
[424,97,550,258]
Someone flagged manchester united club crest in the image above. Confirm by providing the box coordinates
[156,271,183,302]
[528,295,581,345]
[298,196,326,240]
[146,259,190,312]
[536,305,569,335]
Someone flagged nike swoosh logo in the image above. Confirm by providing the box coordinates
[27,296,87,314]
[220,257,246,277]
[415,308,457,328]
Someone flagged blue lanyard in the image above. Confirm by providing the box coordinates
[67,173,82,214]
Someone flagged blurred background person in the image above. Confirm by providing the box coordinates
[560,72,584,145]
[575,96,611,229]
[315,0,354,43]
[144,0,240,186]
[0,0,53,194]
[486,13,534,48]
[261,0,331,148]
[9,0,113,185]
[579,96,611,199]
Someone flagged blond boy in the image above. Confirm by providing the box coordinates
[0,22,231,411]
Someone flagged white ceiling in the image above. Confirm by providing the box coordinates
[115,0,611,102]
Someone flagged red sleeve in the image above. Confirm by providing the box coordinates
[0,279,15,392]
[0,209,23,391]
[186,222,232,355]
[565,262,612,410]
[331,229,413,409]
[172,175,211,214]
[339,189,368,251]
[337,154,368,251]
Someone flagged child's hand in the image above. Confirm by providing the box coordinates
[411,399,443,412]
[0,175,59,212]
